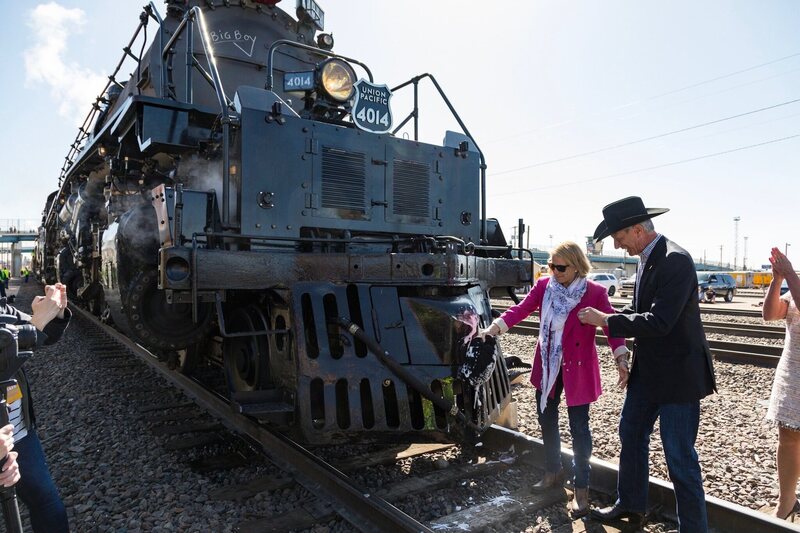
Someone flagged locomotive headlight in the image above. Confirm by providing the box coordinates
[318,59,355,103]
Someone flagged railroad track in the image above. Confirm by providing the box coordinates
[502,322,782,367]
[70,304,427,532]
[496,300,766,319]
[62,302,795,532]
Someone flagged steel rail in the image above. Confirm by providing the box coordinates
[69,304,431,533]
[507,323,783,366]
[495,300,765,318]
[495,314,785,341]
[480,425,800,533]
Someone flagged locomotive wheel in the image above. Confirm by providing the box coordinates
[126,269,212,351]
[222,305,271,393]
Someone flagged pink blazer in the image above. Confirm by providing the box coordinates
[498,276,625,407]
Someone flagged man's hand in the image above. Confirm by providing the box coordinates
[577,307,608,327]
[615,353,630,390]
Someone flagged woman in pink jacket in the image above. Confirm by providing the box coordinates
[481,241,629,516]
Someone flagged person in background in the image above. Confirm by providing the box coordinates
[763,247,800,520]
[578,196,716,532]
[0,267,6,298]
[1,283,71,532]
[480,241,630,517]
[703,286,716,303]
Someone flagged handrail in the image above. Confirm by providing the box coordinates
[49,2,164,228]
[390,73,488,244]
[265,39,373,91]
[158,6,233,225]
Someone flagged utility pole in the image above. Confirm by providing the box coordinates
[743,236,748,270]
[548,234,553,249]
[733,216,740,270]
[719,244,724,267]
[787,243,792,257]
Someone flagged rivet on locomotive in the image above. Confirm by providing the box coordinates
[35,0,532,444]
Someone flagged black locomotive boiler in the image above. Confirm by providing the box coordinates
[37,0,531,444]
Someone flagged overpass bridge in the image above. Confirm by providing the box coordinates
[0,230,37,275]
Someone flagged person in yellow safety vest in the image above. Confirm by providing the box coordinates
[0,267,6,298]
[2,268,9,289]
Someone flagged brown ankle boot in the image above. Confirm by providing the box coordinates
[531,470,564,492]
[570,487,589,517]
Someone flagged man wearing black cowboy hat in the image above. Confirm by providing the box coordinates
[577,196,716,532]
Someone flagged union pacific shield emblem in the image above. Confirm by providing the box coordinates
[352,79,393,134]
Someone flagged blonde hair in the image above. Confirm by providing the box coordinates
[550,241,591,277]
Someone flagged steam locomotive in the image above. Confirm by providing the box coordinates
[36,0,531,444]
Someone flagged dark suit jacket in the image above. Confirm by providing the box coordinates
[608,237,716,403]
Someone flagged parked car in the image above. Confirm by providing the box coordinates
[587,272,621,296]
[619,274,637,297]
[697,272,737,302]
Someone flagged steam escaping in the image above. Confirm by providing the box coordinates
[24,2,106,125]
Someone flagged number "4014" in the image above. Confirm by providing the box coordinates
[355,107,390,127]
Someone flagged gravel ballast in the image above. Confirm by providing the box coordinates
[12,281,787,531]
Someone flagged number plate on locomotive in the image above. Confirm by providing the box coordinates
[352,79,393,134]
[284,71,315,92]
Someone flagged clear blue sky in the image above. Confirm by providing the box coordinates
[2,1,798,269]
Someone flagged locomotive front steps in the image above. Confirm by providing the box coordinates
[232,390,294,422]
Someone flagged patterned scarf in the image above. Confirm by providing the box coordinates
[538,276,587,413]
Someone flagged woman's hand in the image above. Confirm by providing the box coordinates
[477,323,500,340]
[0,425,13,457]
[0,452,20,487]
[770,247,794,278]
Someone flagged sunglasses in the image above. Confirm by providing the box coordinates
[548,263,570,273]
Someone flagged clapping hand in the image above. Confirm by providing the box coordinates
[770,248,794,279]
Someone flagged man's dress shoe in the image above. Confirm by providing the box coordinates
[590,504,645,525]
